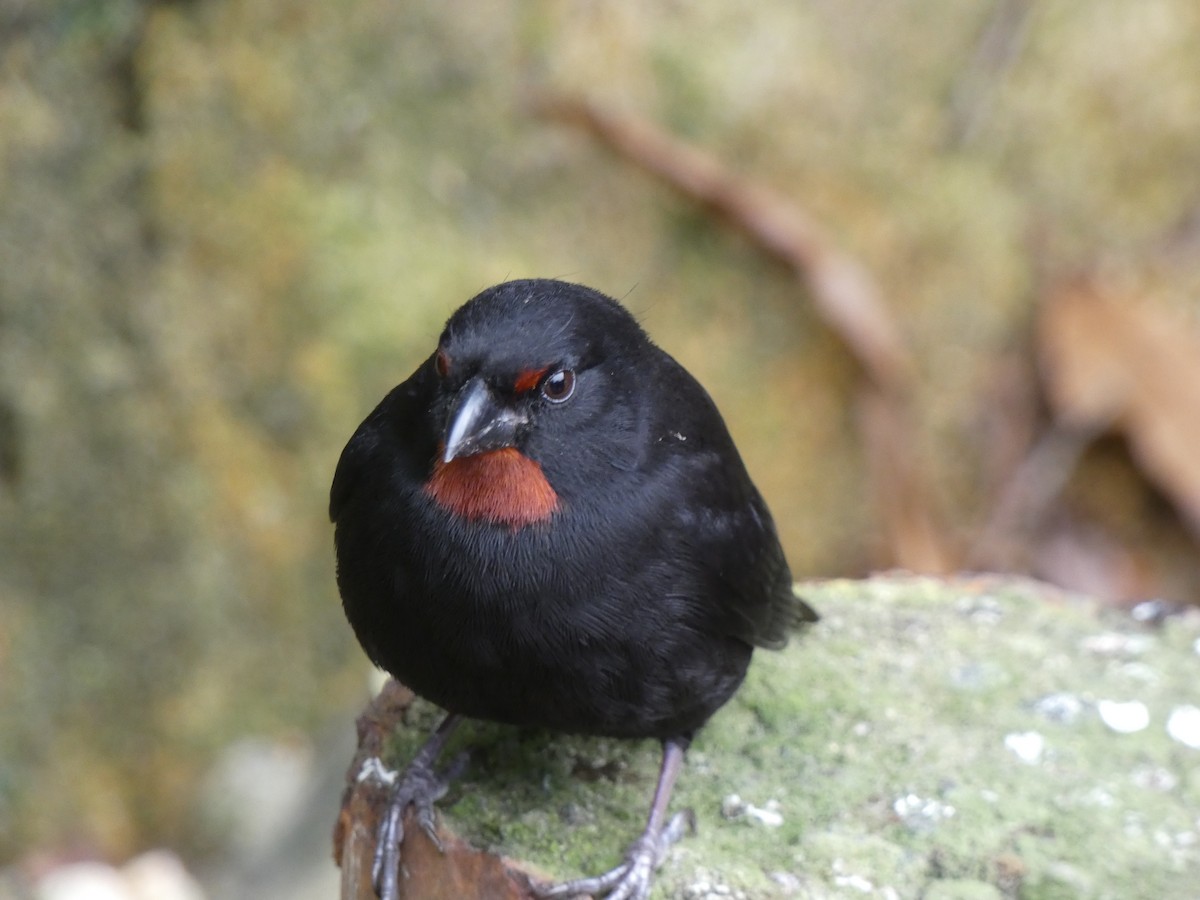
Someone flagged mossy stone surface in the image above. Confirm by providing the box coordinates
[381,576,1200,898]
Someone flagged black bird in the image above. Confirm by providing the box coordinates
[330,279,817,899]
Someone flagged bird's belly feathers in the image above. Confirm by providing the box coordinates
[370,529,752,739]
[396,616,751,739]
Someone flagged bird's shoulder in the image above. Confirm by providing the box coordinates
[329,358,436,525]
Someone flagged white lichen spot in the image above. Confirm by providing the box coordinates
[1166,705,1200,749]
[1005,730,1045,764]
[1033,692,1084,724]
[682,868,746,899]
[833,873,875,893]
[1098,699,1150,734]
[1131,765,1179,792]
[748,803,784,827]
[1083,786,1115,808]
[1081,632,1153,656]
[831,858,876,893]
[719,792,783,826]
[767,871,802,893]
[954,594,1004,625]
[720,793,745,819]
[892,793,956,831]
[356,756,397,785]
[1118,661,1159,684]
[1130,599,1172,622]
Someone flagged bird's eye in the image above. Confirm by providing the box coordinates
[540,369,575,403]
[434,348,451,379]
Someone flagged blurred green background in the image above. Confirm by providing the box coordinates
[3,0,1200,890]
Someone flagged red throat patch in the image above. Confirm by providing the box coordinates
[425,447,558,528]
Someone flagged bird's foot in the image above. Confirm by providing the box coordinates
[363,749,468,900]
[534,809,693,900]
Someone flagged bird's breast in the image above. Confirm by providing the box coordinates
[424,447,558,529]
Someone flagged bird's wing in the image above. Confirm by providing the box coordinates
[650,363,817,650]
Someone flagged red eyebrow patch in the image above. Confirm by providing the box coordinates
[425,447,558,529]
[512,367,551,394]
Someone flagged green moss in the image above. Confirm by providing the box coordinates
[381,576,1200,898]
[925,880,1004,900]
[9,0,1200,868]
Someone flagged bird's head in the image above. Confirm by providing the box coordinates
[421,279,651,529]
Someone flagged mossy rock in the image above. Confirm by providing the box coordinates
[346,575,1200,898]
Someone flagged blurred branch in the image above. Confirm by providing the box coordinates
[1156,200,1200,266]
[945,0,1032,148]
[529,93,915,396]
[967,421,1102,570]
[531,94,953,571]
[858,391,956,573]
[1036,278,1200,542]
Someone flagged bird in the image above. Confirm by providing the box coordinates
[330,278,818,900]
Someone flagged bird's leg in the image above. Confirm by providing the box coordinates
[368,713,465,900]
[535,737,692,900]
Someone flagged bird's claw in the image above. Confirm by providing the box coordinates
[368,750,468,900]
[534,809,694,900]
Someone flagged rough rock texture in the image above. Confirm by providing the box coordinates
[338,575,1200,898]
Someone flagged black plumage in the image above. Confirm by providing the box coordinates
[331,279,816,900]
